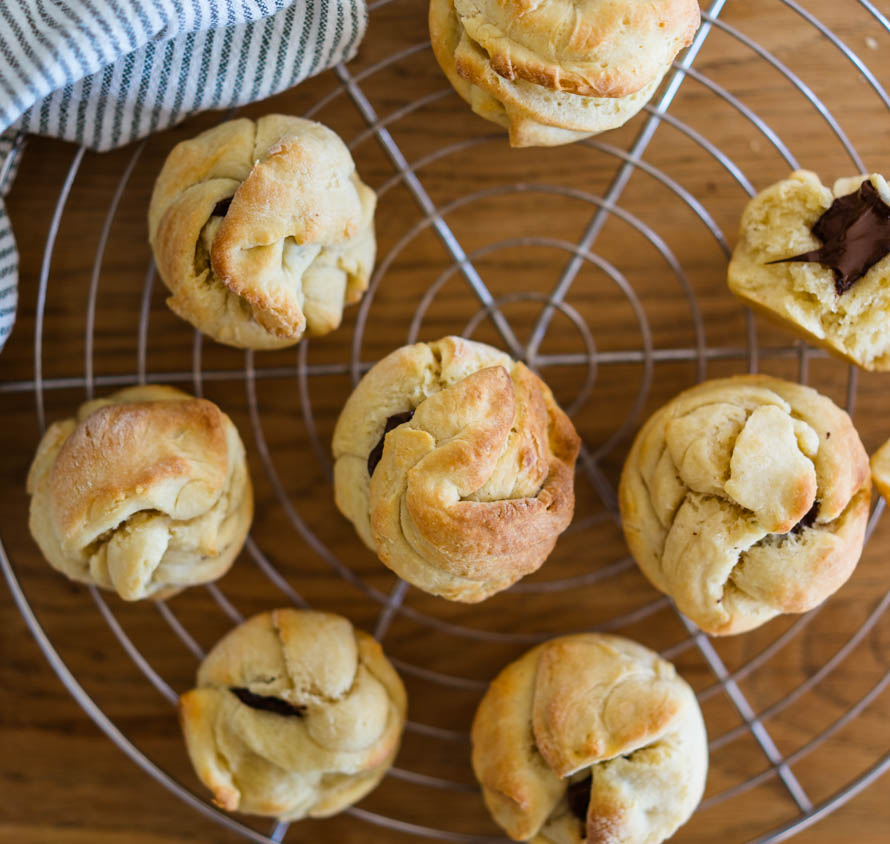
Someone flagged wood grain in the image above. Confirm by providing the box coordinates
[2,1,890,841]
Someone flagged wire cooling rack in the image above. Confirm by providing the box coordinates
[3,1,890,841]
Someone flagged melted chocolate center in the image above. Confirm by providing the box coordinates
[229,687,306,717]
[769,180,890,294]
[566,773,593,824]
[367,410,415,477]
[791,500,820,535]
[211,197,233,218]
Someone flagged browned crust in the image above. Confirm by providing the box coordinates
[476,0,701,98]
[27,385,253,602]
[448,0,700,100]
[389,365,577,574]
[369,353,579,601]
[50,397,229,541]
[333,336,580,602]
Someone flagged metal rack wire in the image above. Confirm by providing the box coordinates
[3,1,890,841]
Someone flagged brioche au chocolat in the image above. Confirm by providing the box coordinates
[770,180,890,294]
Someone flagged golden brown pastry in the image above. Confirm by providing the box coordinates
[871,438,890,503]
[27,385,252,600]
[619,375,871,635]
[471,633,707,844]
[430,0,701,147]
[179,609,406,820]
[332,336,580,602]
[149,115,376,349]
[728,170,890,371]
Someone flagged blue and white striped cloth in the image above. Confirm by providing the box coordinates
[0,0,368,352]
[0,132,18,349]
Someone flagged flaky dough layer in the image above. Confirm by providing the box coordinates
[332,336,580,602]
[27,385,253,600]
[619,375,871,635]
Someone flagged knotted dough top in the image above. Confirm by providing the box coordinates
[332,336,580,602]
[27,385,252,601]
[619,375,871,635]
[471,633,707,844]
[149,114,376,349]
[454,0,701,98]
[430,0,699,146]
[179,609,407,821]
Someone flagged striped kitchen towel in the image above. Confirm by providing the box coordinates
[0,132,20,350]
[0,0,368,353]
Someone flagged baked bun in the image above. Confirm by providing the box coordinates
[179,609,406,820]
[148,115,376,349]
[871,438,890,502]
[26,385,252,601]
[728,170,890,371]
[471,633,707,844]
[430,0,700,147]
[619,375,871,635]
[332,336,580,602]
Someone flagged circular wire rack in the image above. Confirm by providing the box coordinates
[3,0,890,841]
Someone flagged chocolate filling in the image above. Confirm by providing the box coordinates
[769,180,890,294]
[229,687,306,717]
[566,773,593,824]
[791,500,820,535]
[367,410,415,477]
[211,197,233,218]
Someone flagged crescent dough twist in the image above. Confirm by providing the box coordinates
[333,337,581,602]
[180,609,406,820]
[430,0,700,147]
[619,375,871,635]
[472,633,707,844]
[149,115,376,349]
[27,385,252,601]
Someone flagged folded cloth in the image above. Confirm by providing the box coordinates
[0,0,368,353]
[0,132,19,350]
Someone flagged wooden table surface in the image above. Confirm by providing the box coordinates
[3,1,890,842]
